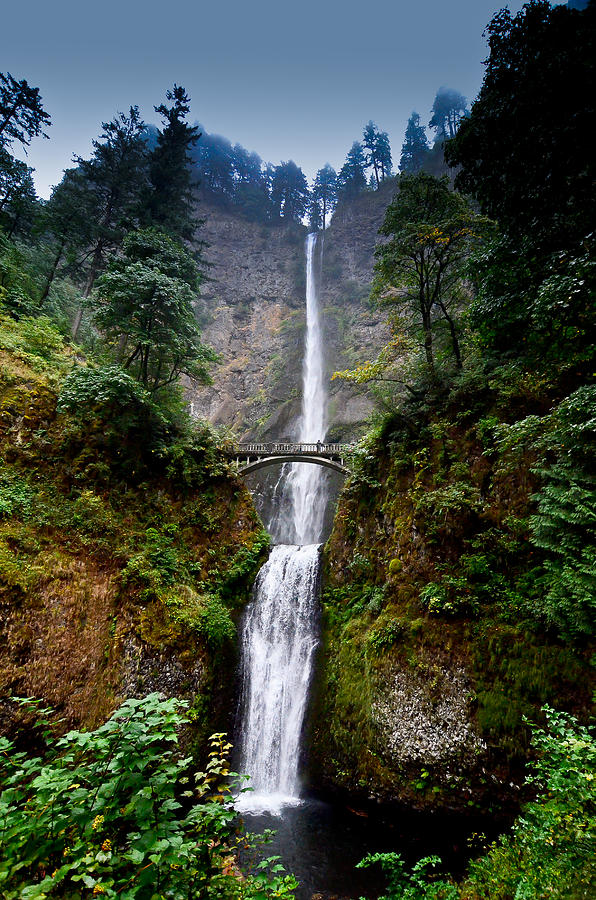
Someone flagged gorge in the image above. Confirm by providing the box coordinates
[2,5,596,887]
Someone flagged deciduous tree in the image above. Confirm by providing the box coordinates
[374,173,489,375]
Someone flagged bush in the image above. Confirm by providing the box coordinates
[462,707,596,899]
[358,852,457,899]
[0,694,298,900]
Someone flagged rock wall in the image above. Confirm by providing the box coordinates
[308,414,594,812]
[187,184,395,441]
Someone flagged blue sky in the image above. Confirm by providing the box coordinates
[2,0,543,198]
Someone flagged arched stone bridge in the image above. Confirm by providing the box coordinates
[228,442,352,475]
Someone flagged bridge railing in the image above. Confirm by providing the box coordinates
[233,442,352,455]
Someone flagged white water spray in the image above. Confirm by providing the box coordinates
[237,234,328,812]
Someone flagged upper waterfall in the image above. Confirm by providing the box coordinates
[289,233,328,544]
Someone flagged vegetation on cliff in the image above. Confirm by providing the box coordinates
[318,0,596,894]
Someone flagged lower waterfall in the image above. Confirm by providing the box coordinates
[235,544,319,812]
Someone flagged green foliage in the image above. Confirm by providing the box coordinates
[420,579,476,617]
[357,852,457,899]
[446,1,595,255]
[91,228,216,393]
[0,71,50,150]
[121,525,180,599]
[400,112,430,175]
[0,694,298,899]
[530,386,596,638]
[143,85,200,240]
[0,472,36,519]
[374,172,491,375]
[462,707,596,899]
[447,0,596,364]
[196,594,236,649]
[58,365,153,413]
[0,311,69,378]
[0,237,41,317]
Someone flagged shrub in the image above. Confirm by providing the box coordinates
[0,694,297,900]
[462,707,596,899]
[357,852,457,899]
[530,386,596,638]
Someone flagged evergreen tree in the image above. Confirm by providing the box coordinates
[91,229,215,392]
[193,132,236,203]
[71,106,148,338]
[312,163,337,229]
[376,130,393,181]
[270,161,310,222]
[308,196,322,232]
[36,168,96,303]
[429,87,468,141]
[144,85,200,240]
[400,112,430,173]
[446,0,595,253]
[362,121,392,188]
[337,141,367,199]
[0,72,50,150]
[362,121,381,188]
[0,148,36,237]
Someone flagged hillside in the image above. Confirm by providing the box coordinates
[0,314,267,746]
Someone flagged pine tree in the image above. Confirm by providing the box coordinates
[362,121,381,188]
[270,161,310,222]
[312,163,337,229]
[400,112,430,173]
[0,71,50,150]
[376,130,393,181]
[71,106,148,338]
[337,142,367,200]
[144,85,200,240]
[362,122,392,188]
[429,87,468,141]
[37,168,96,302]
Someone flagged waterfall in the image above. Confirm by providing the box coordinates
[235,545,320,812]
[290,232,327,544]
[237,233,327,813]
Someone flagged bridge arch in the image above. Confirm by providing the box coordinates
[238,454,348,476]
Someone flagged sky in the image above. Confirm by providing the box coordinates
[2,0,548,199]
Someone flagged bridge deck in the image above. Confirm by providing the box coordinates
[227,443,353,475]
[230,442,351,457]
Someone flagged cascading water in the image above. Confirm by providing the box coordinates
[236,233,327,813]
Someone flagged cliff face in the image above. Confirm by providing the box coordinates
[188,184,395,442]
[309,398,595,812]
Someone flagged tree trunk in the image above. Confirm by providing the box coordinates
[71,241,103,340]
[40,237,65,305]
[439,302,462,369]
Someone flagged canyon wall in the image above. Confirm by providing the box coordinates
[188,182,395,441]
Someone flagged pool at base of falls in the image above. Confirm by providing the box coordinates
[237,793,503,900]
